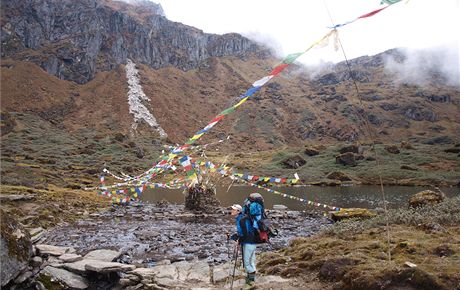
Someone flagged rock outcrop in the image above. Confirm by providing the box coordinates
[1,0,266,83]
[0,209,33,287]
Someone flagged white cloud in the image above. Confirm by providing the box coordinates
[154,0,459,66]
[384,44,460,88]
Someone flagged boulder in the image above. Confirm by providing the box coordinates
[339,144,363,154]
[335,152,357,166]
[281,155,306,169]
[408,190,445,208]
[330,208,376,221]
[423,136,453,145]
[385,145,400,154]
[444,148,460,154]
[326,171,352,181]
[400,141,414,149]
[304,147,320,156]
[432,244,455,257]
[1,209,33,287]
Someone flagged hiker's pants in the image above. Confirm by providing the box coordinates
[242,243,257,273]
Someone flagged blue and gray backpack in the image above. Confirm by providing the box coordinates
[242,193,277,243]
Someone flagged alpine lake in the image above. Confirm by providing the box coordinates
[141,185,460,210]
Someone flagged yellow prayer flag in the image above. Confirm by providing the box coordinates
[233,97,249,109]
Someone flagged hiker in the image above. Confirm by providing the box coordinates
[230,193,264,289]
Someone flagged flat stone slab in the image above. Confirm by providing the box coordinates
[64,259,135,274]
[43,266,88,289]
[64,260,96,275]
[59,253,83,263]
[84,260,136,273]
[130,267,159,279]
[83,249,121,262]
[131,260,211,288]
[29,227,45,236]
[212,262,244,283]
[180,260,210,282]
[36,244,76,256]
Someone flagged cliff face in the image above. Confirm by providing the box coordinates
[1,0,265,83]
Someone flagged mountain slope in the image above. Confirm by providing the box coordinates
[1,0,459,187]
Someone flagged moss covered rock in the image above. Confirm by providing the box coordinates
[330,208,376,222]
[1,209,33,286]
[408,190,445,208]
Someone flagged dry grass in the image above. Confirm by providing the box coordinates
[258,197,460,289]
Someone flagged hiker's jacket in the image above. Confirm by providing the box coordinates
[236,202,263,244]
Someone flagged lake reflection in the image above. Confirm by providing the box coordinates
[141,185,460,210]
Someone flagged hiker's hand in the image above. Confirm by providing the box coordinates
[230,233,239,241]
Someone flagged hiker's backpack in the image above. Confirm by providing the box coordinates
[242,193,276,243]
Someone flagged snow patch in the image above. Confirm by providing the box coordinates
[125,59,167,138]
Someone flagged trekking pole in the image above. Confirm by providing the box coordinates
[230,242,239,290]
[226,233,231,258]
[226,241,237,286]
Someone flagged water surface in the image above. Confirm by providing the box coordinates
[141,185,460,210]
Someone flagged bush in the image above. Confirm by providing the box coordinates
[323,196,460,236]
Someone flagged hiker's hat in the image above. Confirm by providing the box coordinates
[230,204,242,212]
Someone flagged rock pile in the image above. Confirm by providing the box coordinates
[185,184,221,213]
[6,240,291,289]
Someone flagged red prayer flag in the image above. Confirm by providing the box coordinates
[357,6,388,19]
[210,115,225,123]
[269,63,289,76]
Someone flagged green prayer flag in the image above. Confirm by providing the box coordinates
[219,107,235,115]
[283,52,303,64]
[381,0,401,4]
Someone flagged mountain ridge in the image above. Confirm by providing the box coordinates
[1,0,268,83]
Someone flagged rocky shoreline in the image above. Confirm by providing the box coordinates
[3,201,332,289]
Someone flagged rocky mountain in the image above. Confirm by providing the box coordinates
[1,0,459,187]
[1,0,266,83]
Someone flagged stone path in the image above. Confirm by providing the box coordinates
[40,202,331,267]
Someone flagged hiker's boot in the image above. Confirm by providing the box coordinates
[243,272,256,290]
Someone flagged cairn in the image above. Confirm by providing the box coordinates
[184,183,221,213]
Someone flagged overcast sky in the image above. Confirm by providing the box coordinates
[154,0,459,66]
